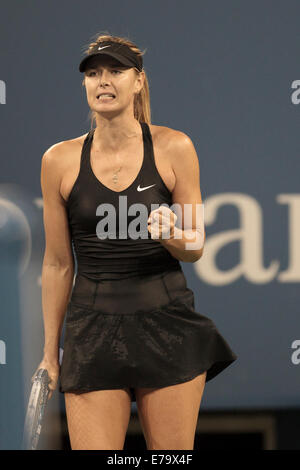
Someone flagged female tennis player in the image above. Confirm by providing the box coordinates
[33,33,237,450]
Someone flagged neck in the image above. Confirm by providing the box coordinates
[93,115,142,152]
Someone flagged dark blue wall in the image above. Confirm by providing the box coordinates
[1,0,300,449]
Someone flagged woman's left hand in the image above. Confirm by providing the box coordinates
[147,206,177,241]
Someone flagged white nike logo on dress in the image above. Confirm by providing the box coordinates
[137,184,156,192]
[98,45,111,50]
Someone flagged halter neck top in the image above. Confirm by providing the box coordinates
[66,121,181,280]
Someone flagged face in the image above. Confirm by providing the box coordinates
[83,55,144,116]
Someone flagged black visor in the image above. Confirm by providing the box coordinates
[79,41,143,73]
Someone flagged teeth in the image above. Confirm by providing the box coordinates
[99,94,115,98]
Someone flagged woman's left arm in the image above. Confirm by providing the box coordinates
[147,131,205,263]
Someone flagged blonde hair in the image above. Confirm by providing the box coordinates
[80,31,151,130]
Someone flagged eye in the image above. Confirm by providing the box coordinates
[87,69,121,76]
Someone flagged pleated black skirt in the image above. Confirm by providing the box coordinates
[59,268,237,402]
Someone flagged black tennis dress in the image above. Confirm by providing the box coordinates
[59,121,237,401]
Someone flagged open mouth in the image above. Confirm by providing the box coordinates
[97,93,116,100]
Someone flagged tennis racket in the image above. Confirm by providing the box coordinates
[22,368,51,450]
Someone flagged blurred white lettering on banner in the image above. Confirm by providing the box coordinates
[0,80,6,104]
[0,340,6,364]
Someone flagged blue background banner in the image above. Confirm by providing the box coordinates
[0,0,299,449]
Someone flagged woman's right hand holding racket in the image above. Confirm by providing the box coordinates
[31,357,60,400]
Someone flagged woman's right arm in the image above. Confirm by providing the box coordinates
[32,143,75,399]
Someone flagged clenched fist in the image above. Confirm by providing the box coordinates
[147,205,177,241]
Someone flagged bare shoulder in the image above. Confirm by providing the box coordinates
[149,123,196,163]
[149,124,191,150]
[150,125,202,210]
[41,132,88,175]
[41,132,89,204]
[42,132,88,164]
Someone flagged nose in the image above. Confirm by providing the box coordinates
[99,68,111,87]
